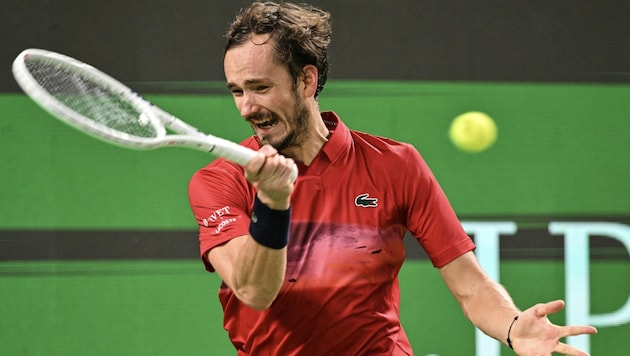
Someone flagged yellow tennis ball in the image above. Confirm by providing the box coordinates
[449,111,497,153]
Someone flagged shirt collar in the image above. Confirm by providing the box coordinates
[244,111,351,174]
[296,111,350,175]
[319,111,349,162]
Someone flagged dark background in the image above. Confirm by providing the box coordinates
[2,0,629,92]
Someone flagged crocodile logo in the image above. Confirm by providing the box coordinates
[355,193,378,208]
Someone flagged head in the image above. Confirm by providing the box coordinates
[224,2,332,153]
[225,2,332,99]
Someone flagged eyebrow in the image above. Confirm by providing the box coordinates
[226,79,270,90]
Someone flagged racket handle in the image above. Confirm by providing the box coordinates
[210,136,298,183]
[151,106,298,182]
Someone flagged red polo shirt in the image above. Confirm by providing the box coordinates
[188,111,475,355]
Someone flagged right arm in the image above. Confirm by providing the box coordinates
[207,145,295,311]
[207,234,286,311]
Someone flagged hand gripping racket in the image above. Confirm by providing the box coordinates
[12,48,298,182]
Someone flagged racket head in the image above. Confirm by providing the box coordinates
[12,48,297,181]
[12,48,166,149]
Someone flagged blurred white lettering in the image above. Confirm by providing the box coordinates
[549,222,630,352]
[464,221,630,356]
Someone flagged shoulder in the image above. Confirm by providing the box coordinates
[347,130,437,193]
[350,130,419,163]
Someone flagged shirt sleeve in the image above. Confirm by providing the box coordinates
[402,146,475,267]
[188,159,253,272]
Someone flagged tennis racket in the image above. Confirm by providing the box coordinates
[12,48,298,181]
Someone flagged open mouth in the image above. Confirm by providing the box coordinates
[250,116,278,130]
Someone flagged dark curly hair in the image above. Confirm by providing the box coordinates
[225,2,332,99]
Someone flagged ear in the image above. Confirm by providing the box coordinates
[301,65,318,98]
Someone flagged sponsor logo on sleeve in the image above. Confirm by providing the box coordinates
[202,206,237,234]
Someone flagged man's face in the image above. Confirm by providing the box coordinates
[224,36,309,151]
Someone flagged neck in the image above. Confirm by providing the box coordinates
[282,106,329,166]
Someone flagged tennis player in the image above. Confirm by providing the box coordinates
[188,2,597,354]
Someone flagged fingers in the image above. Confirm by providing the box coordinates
[245,145,288,178]
[515,300,598,356]
[535,299,565,317]
[244,145,295,208]
[533,300,597,338]
[246,146,292,181]
[245,145,279,178]
[554,341,590,356]
[559,325,598,338]
[551,325,598,355]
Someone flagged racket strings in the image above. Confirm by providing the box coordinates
[25,58,159,138]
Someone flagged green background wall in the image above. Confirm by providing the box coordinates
[2,81,629,230]
[1,80,629,354]
[2,259,628,355]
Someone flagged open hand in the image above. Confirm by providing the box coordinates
[511,300,598,356]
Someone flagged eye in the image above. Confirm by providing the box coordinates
[230,88,243,97]
[255,85,270,93]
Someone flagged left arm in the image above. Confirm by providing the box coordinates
[439,251,597,355]
[439,251,519,343]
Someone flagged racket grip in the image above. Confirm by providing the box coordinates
[210,136,298,183]
[244,153,299,183]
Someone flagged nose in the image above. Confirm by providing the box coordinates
[238,92,260,118]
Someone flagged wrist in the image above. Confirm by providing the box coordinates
[506,315,519,350]
[256,191,291,210]
[249,195,291,249]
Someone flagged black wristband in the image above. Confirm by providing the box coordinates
[507,315,519,350]
[248,196,290,249]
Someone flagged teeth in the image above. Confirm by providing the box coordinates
[254,118,277,128]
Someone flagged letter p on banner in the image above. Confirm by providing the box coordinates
[549,222,630,353]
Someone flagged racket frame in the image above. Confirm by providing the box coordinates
[12,49,170,149]
[11,49,267,170]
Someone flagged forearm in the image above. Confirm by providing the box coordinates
[439,252,521,347]
[210,194,291,311]
[460,277,521,345]
[213,145,294,310]
[231,237,287,310]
